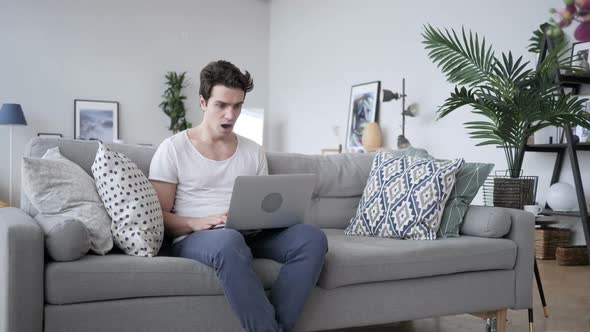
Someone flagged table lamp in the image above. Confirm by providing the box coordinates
[0,103,28,205]
[382,78,419,149]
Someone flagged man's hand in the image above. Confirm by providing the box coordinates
[190,212,227,231]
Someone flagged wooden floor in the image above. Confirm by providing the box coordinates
[324,260,590,332]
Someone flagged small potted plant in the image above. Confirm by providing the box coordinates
[160,71,191,134]
[422,24,590,208]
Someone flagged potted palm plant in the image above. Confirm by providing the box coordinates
[422,25,590,208]
[160,71,192,134]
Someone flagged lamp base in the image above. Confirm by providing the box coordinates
[397,135,411,149]
[364,147,382,152]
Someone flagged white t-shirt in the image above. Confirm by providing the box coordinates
[149,130,268,242]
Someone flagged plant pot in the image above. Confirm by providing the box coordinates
[492,177,537,210]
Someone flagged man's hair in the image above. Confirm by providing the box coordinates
[199,60,254,103]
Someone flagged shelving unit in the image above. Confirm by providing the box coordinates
[558,73,590,87]
[540,209,582,217]
[527,33,590,258]
[525,143,590,152]
[525,130,590,258]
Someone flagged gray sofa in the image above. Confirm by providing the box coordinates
[0,138,534,332]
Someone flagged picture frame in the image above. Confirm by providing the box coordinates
[345,81,381,152]
[570,41,590,75]
[74,99,119,142]
[37,132,63,139]
[575,96,590,143]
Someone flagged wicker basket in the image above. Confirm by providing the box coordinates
[483,174,538,210]
[556,246,589,266]
[535,227,570,260]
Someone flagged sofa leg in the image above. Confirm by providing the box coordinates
[534,259,549,318]
[495,308,507,332]
[528,308,535,332]
[471,308,507,332]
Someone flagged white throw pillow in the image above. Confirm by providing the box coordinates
[92,142,164,257]
[345,152,464,240]
[22,147,113,254]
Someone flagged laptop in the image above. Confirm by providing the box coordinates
[218,174,316,231]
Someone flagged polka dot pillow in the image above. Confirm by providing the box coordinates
[92,142,164,257]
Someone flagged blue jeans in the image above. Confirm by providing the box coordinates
[172,223,328,332]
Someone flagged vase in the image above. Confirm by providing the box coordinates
[361,122,382,152]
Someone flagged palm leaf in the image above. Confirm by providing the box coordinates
[422,25,495,87]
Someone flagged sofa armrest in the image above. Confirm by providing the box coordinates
[0,208,44,332]
[462,205,534,309]
[504,207,535,310]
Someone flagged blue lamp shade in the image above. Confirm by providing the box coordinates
[0,103,27,125]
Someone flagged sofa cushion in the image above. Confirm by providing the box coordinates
[438,162,494,238]
[345,153,464,240]
[308,196,361,229]
[92,142,164,257]
[460,205,512,238]
[318,229,517,289]
[34,214,90,262]
[267,152,374,198]
[45,255,282,304]
[266,147,431,199]
[22,147,113,255]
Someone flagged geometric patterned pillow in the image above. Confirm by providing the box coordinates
[92,142,165,257]
[438,162,494,238]
[345,151,464,240]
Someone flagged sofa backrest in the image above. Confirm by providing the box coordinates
[267,153,373,228]
[22,138,381,229]
[22,138,157,217]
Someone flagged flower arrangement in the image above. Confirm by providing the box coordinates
[549,0,590,41]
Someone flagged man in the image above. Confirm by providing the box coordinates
[149,60,328,332]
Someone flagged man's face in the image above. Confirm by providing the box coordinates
[200,85,245,137]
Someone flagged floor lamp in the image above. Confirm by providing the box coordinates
[382,78,419,149]
[0,103,28,206]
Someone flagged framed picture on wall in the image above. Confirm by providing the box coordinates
[575,95,590,143]
[74,99,119,142]
[37,133,63,139]
[570,41,590,75]
[345,81,381,152]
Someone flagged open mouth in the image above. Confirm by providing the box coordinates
[221,124,233,129]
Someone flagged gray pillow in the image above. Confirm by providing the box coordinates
[34,214,90,261]
[460,205,511,238]
[22,147,113,255]
[438,162,494,238]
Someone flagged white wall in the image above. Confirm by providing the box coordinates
[268,0,589,243]
[2,0,587,244]
[0,0,270,206]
